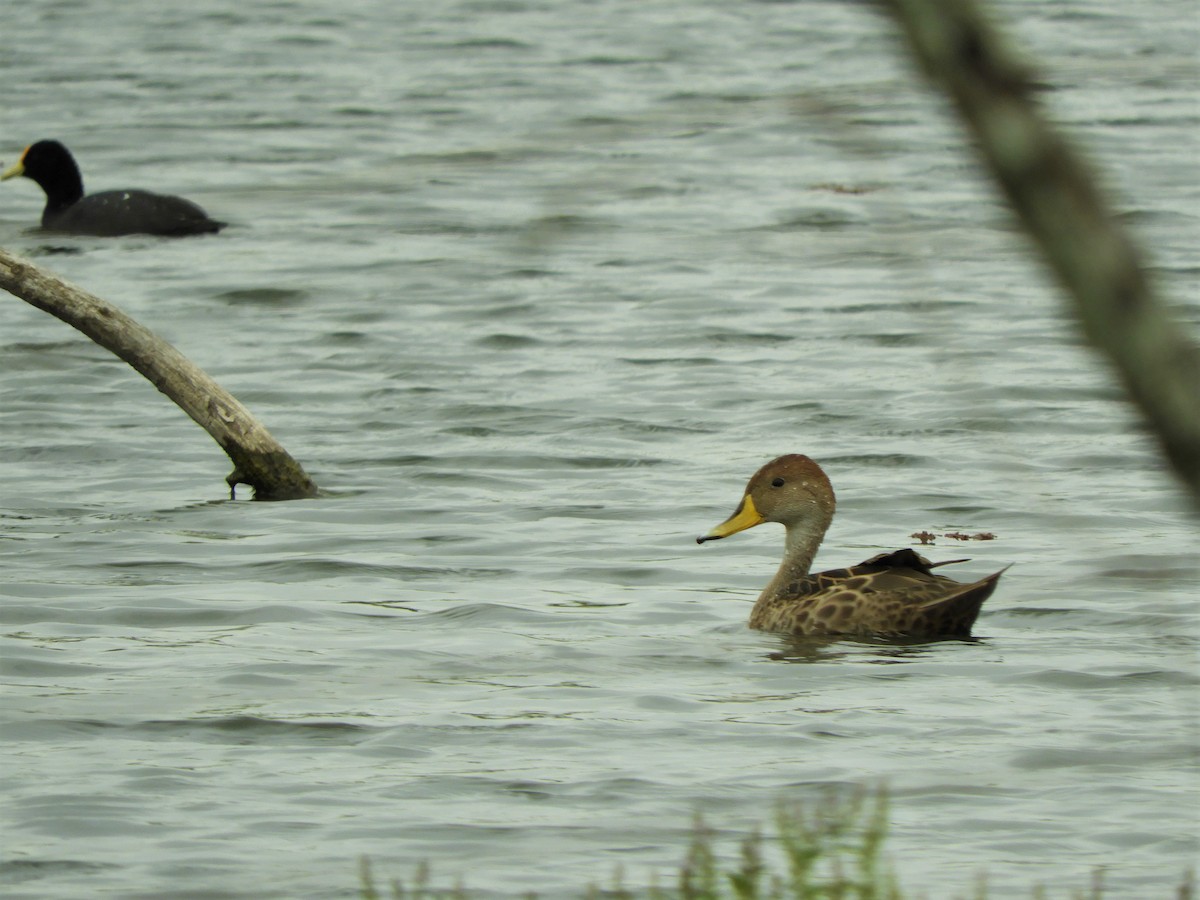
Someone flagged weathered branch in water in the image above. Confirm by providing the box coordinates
[878,0,1200,508]
[0,248,319,501]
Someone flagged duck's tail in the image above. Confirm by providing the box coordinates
[917,565,1010,636]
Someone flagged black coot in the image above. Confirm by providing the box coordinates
[2,140,225,237]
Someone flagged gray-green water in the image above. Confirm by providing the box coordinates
[1,1,1197,897]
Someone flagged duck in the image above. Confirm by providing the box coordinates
[697,454,1005,637]
[2,140,225,237]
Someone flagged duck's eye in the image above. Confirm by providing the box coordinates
[771,477,785,488]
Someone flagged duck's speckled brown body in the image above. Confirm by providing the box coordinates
[698,455,1005,638]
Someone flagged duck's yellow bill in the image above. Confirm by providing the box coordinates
[696,494,763,544]
[1,159,24,181]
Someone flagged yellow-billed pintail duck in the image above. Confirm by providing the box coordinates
[697,454,1005,637]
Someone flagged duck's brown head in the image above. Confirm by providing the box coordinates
[697,454,836,543]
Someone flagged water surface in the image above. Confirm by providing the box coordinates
[1,0,1197,897]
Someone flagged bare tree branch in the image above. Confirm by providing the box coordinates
[1,248,319,501]
[878,0,1200,507]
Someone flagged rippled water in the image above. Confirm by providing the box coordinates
[2,1,1197,897]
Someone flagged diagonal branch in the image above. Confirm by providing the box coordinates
[1,248,319,501]
[878,0,1200,507]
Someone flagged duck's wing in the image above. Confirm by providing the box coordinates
[762,549,1005,637]
[788,548,945,598]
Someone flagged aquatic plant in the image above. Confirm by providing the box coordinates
[357,786,1194,899]
[642,786,900,900]
[360,786,898,899]
[360,857,468,900]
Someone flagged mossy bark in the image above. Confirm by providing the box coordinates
[879,0,1200,508]
[0,248,318,500]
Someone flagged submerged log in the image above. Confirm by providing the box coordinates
[0,248,319,500]
[879,0,1200,508]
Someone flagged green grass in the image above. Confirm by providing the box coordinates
[646,786,899,900]
[358,786,1194,899]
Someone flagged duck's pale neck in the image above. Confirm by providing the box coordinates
[758,510,832,603]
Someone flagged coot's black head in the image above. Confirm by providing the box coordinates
[2,140,85,211]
